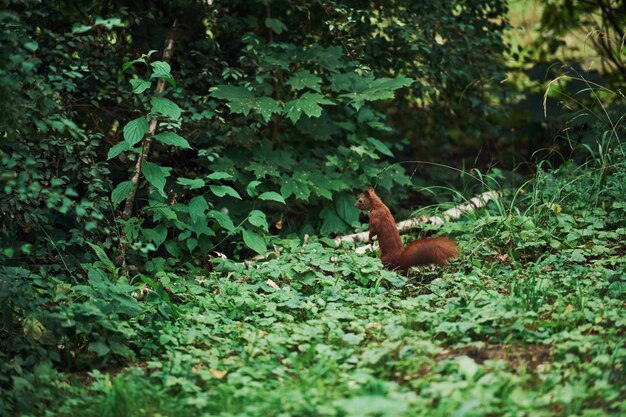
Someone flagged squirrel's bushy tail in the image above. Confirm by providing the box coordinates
[398,237,459,268]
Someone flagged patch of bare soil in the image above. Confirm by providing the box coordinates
[436,343,550,372]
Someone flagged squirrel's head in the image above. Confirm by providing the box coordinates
[355,188,375,210]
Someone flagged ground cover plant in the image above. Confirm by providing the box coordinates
[1,0,625,416]
[3,154,625,416]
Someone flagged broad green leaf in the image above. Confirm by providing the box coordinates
[248,210,269,232]
[164,240,180,257]
[150,61,172,78]
[153,131,191,149]
[89,341,110,356]
[212,87,254,115]
[457,356,479,379]
[258,191,286,204]
[142,225,168,247]
[177,177,205,189]
[320,207,350,235]
[130,78,151,94]
[107,141,131,160]
[242,229,266,255]
[208,210,235,232]
[190,219,215,238]
[111,181,133,206]
[72,24,93,34]
[246,180,262,197]
[341,76,414,110]
[382,270,407,287]
[265,18,287,34]
[210,86,281,121]
[87,242,116,272]
[366,137,394,157]
[207,171,233,180]
[335,193,360,225]
[123,117,149,146]
[23,41,38,52]
[210,185,241,199]
[341,333,364,345]
[151,97,181,120]
[285,92,334,123]
[141,161,171,197]
[188,195,209,224]
[253,97,282,122]
[148,200,178,221]
[281,175,311,200]
[286,71,322,92]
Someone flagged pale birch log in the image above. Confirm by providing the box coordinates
[224,190,501,266]
[335,190,501,254]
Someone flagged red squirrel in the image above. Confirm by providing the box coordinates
[355,188,458,272]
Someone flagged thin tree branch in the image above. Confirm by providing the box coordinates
[122,19,178,220]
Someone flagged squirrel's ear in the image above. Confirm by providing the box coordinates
[365,187,374,196]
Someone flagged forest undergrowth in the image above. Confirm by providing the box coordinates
[3,152,625,417]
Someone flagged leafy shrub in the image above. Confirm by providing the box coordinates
[1,0,509,272]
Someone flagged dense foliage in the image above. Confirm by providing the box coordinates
[1,0,509,271]
[1,0,625,415]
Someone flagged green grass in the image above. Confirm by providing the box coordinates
[3,158,625,417]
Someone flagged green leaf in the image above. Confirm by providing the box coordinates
[111,181,133,206]
[107,141,131,160]
[151,97,181,120]
[164,241,180,257]
[150,61,172,79]
[123,117,149,146]
[87,242,116,272]
[210,86,281,121]
[208,210,235,232]
[23,41,38,52]
[335,193,360,225]
[148,201,177,221]
[207,171,233,180]
[177,178,205,189]
[142,225,168,247]
[366,137,394,157]
[258,191,286,204]
[285,92,334,123]
[320,207,349,235]
[265,18,287,34]
[281,174,311,200]
[89,341,110,357]
[188,196,208,224]
[253,97,282,122]
[141,162,171,197]
[210,185,241,199]
[246,180,262,197]
[122,57,146,71]
[248,210,269,232]
[242,229,266,255]
[286,71,322,92]
[340,76,414,110]
[130,78,151,94]
[72,24,93,34]
[153,131,191,149]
